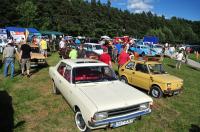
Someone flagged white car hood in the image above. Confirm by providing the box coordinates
[94,49,103,55]
[78,81,152,112]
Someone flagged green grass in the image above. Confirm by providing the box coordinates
[189,53,200,62]
[0,53,200,132]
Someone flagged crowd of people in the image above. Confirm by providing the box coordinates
[1,36,199,79]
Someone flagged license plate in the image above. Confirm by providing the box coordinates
[111,119,134,128]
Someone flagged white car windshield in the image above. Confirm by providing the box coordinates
[148,64,166,74]
[73,66,117,84]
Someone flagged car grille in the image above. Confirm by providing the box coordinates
[107,105,140,117]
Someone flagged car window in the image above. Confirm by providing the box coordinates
[73,66,117,84]
[57,62,66,76]
[95,45,102,50]
[88,45,92,50]
[148,64,166,74]
[64,65,72,82]
[135,63,149,73]
[125,62,135,70]
[31,47,40,53]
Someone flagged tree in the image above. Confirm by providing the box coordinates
[162,26,175,43]
[146,28,166,43]
[16,1,37,27]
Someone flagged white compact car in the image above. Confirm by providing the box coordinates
[83,43,103,55]
[49,59,153,131]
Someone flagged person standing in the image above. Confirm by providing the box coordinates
[40,38,48,58]
[107,41,113,60]
[176,50,184,69]
[77,44,86,58]
[99,47,112,67]
[118,45,130,68]
[2,43,15,78]
[69,46,77,59]
[20,42,32,77]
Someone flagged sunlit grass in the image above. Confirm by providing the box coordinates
[0,53,199,132]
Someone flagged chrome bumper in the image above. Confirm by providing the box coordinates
[89,109,151,127]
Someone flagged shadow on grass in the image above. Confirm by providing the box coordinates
[0,60,3,69]
[0,91,14,132]
[30,64,49,76]
[167,64,176,68]
[13,63,49,77]
[187,65,200,71]
[14,121,25,129]
[189,124,200,132]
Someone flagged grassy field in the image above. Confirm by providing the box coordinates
[189,53,200,62]
[0,53,200,132]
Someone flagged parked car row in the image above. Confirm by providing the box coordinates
[49,58,183,131]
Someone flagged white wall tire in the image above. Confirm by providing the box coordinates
[150,86,163,98]
[75,111,89,132]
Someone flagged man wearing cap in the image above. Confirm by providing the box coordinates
[2,43,15,78]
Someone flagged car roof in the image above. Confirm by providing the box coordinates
[61,59,108,67]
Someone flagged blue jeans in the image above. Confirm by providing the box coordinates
[4,58,15,78]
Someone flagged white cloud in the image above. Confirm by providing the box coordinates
[127,0,154,13]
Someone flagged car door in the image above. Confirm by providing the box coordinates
[122,61,135,84]
[54,62,66,90]
[59,65,74,105]
[131,63,151,90]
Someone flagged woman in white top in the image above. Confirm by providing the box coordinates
[176,50,184,69]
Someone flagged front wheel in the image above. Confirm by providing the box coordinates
[120,76,128,84]
[75,111,90,132]
[150,86,163,98]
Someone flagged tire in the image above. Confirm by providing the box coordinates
[52,80,59,94]
[120,76,128,84]
[75,111,91,132]
[150,86,163,98]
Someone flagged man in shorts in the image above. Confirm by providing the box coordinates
[20,42,32,77]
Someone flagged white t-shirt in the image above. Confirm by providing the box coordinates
[176,53,183,61]
[59,41,65,48]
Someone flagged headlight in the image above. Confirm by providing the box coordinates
[93,112,108,121]
[167,83,171,88]
[140,103,149,110]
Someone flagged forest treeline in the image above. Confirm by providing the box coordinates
[0,0,200,44]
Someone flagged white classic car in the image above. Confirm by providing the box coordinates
[49,59,153,131]
[83,43,103,55]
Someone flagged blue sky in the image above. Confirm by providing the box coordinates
[98,0,200,21]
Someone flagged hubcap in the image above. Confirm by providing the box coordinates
[152,89,159,97]
[75,112,86,131]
